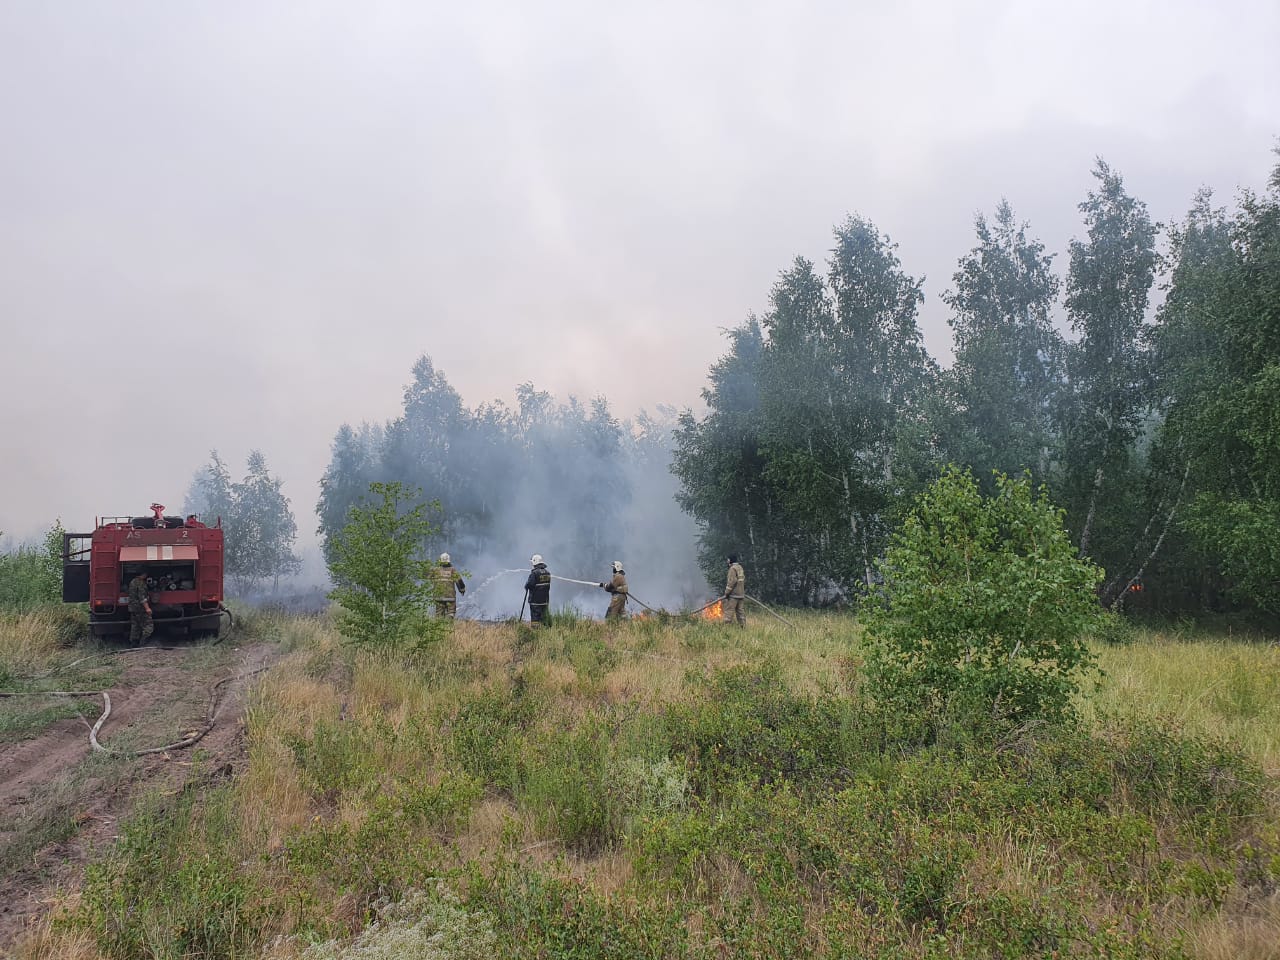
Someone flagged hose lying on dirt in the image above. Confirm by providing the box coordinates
[86,665,269,757]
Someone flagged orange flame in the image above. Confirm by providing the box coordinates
[699,599,724,621]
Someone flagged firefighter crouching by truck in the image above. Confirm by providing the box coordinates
[599,561,628,620]
[127,571,155,643]
[432,553,467,618]
[723,554,746,627]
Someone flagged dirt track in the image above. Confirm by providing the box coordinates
[0,638,278,951]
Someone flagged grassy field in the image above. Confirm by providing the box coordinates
[6,608,1280,959]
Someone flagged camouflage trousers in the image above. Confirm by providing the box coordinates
[722,596,746,627]
[129,605,154,643]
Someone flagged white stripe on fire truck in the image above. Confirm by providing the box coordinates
[147,546,158,560]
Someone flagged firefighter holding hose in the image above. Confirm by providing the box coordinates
[127,571,154,643]
[723,554,746,628]
[525,555,551,625]
[599,561,629,620]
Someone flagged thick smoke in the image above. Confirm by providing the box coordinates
[316,355,705,619]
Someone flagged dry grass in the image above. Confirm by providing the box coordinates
[1086,632,1280,773]
[1183,891,1280,960]
[10,902,103,960]
[20,608,1278,960]
[0,609,65,675]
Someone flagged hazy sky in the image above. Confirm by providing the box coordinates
[2,0,1277,544]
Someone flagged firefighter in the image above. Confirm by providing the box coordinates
[723,554,746,627]
[432,553,467,618]
[600,561,628,620]
[525,554,551,625]
[127,571,154,643]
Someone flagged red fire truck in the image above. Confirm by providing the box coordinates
[63,503,227,638]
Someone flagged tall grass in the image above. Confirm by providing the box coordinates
[0,607,82,678]
[18,611,1280,960]
[1087,630,1280,773]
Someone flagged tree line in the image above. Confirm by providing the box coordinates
[315,358,699,607]
[673,154,1280,618]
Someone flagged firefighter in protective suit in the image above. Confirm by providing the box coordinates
[432,553,466,618]
[723,554,746,627]
[525,555,551,625]
[599,561,628,620]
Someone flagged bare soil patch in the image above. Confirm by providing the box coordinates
[0,638,279,952]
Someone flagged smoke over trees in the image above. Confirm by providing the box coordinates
[316,359,701,613]
[674,152,1280,618]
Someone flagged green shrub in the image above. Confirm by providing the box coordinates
[865,468,1103,735]
[77,790,267,960]
[327,482,449,651]
[519,718,614,850]
[472,865,692,959]
[1110,718,1264,832]
[444,686,539,790]
[0,521,65,612]
[665,663,866,796]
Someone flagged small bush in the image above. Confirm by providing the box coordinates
[665,662,866,796]
[865,468,1103,735]
[1092,610,1137,645]
[1111,718,1264,830]
[444,686,539,790]
[327,482,449,651]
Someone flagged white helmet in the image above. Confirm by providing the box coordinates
[612,561,623,574]
[439,553,451,564]
[530,554,543,565]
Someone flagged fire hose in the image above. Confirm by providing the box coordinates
[550,574,661,614]
[534,575,796,626]
[0,665,269,757]
[87,665,268,756]
[746,594,798,629]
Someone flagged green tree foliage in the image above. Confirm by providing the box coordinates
[327,482,446,649]
[944,201,1066,483]
[1155,162,1280,613]
[672,321,804,598]
[316,423,385,567]
[184,450,234,526]
[230,450,302,591]
[0,520,66,611]
[382,356,470,544]
[673,218,940,602]
[186,450,300,593]
[1058,159,1159,565]
[865,468,1102,732]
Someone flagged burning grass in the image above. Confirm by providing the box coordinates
[17,611,1280,960]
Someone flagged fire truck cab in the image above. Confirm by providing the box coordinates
[63,503,225,638]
